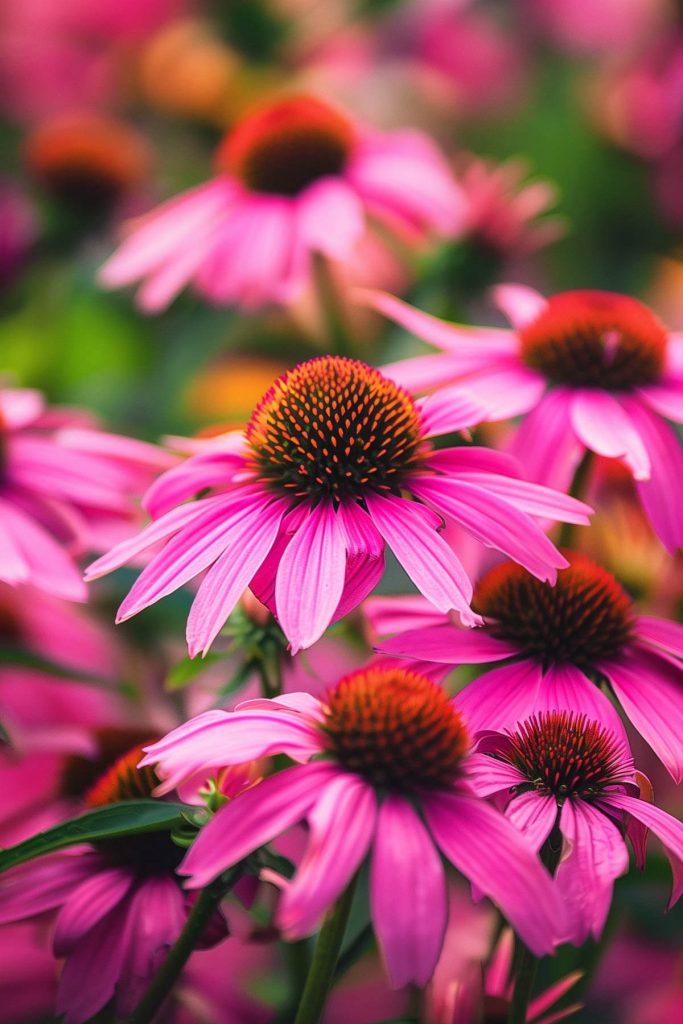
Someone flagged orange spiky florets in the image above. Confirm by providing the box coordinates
[84,742,160,808]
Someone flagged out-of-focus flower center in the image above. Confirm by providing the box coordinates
[84,742,160,808]
[502,711,628,800]
[246,356,427,503]
[216,95,355,196]
[322,666,469,789]
[519,291,666,390]
[473,552,634,669]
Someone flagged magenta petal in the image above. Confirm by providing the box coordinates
[555,800,628,945]
[602,792,683,907]
[0,499,86,601]
[0,851,96,924]
[423,790,564,955]
[638,381,683,423]
[275,502,347,654]
[377,624,515,664]
[509,390,581,492]
[142,451,249,519]
[0,505,30,584]
[636,615,683,659]
[418,386,491,436]
[181,763,337,889]
[506,792,558,853]
[297,178,365,260]
[601,647,683,782]
[466,752,526,798]
[446,366,546,421]
[56,899,132,1024]
[492,283,548,328]
[53,867,134,956]
[537,663,630,750]
[453,473,592,525]
[570,391,650,480]
[621,399,683,551]
[332,550,385,623]
[371,796,447,988]
[455,659,542,735]
[278,774,376,938]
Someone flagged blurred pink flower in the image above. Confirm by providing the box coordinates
[523,0,668,55]
[99,94,466,312]
[0,922,59,1023]
[86,355,589,654]
[365,286,683,550]
[470,710,683,944]
[0,385,174,599]
[142,665,566,985]
[377,551,683,782]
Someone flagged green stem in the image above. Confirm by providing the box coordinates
[127,868,240,1024]
[257,650,283,699]
[293,877,357,1024]
[312,252,354,358]
[558,449,593,549]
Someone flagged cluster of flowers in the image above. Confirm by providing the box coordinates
[1,86,682,1024]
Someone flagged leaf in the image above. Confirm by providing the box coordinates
[0,648,112,686]
[0,800,188,873]
[165,652,224,691]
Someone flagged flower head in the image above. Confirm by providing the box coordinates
[470,711,683,944]
[141,665,566,987]
[86,356,590,654]
[364,285,683,550]
[99,93,466,312]
[376,550,683,781]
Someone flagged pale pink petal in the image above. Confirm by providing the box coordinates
[423,790,564,955]
[601,647,683,782]
[278,774,376,937]
[142,452,249,518]
[466,753,526,797]
[570,391,650,480]
[508,390,581,491]
[636,615,683,659]
[275,502,347,654]
[537,663,630,749]
[412,477,566,582]
[296,178,365,260]
[446,366,546,421]
[363,594,446,637]
[381,351,476,392]
[453,473,592,525]
[0,507,30,584]
[377,624,515,664]
[186,497,288,656]
[0,498,86,600]
[555,800,628,944]
[492,283,548,328]
[181,763,338,888]
[454,659,542,734]
[371,796,447,987]
[638,381,683,423]
[602,792,683,907]
[137,242,216,313]
[506,792,558,853]
[0,388,43,429]
[364,493,478,624]
[621,398,683,552]
[417,387,488,436]
[237,693,325,720]
[53,868,134,956]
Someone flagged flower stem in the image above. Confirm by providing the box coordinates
[127,867,241,1024]
[312,252,354,359]
[292,876,357,1024]
[558,449,593,548]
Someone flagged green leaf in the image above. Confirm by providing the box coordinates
[0,648,111,686]
[0,800,188,873]
[165,653,224,691]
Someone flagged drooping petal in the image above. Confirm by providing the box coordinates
[570,391,650,480]
[492,283,548,328]
[423,790,564,955]
[454,659,542,735]
[364,493,478,624]
[508,389,582,492]
[451,473,592,525]
[142,450,250,519]
[638,380,683,423]
[0,498,86,600]
[332,549,385,623]
[466,752,526,798]
[275,502,347,654]
[441,367,546,421]
[602,792,683,907]
[297,178,365,260]
[371,795,447,988]
[53,868,134,957]
[0,851,97,924]
[377,623,515,664]
[56,900,132,1024]
[636,615,683,659]
[506,792,558,853]
[621,398,683,552]
[277,774,377,938]
[181,763,338,889]
[417,387,487,436]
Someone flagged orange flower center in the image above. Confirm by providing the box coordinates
[519,291,666,390]
[84,742,160,808]
[322,666,469,789]
[216,95,355,196]
[501,711,628,800]
[474,552,634,669]
[246,356,427,503]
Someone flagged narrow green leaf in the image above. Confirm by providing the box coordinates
[0,800,188,873]
[165,653,223,691]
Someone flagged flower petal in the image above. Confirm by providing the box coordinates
[602,792,683,907]
[454,659,542,735]
[377,623,515,664]
[570,390,650,480]
[622,398,683,552]
[492,283,548,328]
[636,615,683,659]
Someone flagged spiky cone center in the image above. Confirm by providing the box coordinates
[519,290,667,390]
[473,552,634,670]
[246,356,428,503]
[322,667,469,790]
[216,95,355,196]
[502,711,629,801]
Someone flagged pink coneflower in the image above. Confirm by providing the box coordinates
[364,286,683,550]
[0,741,229,1024]
[99,93,465,312]
[0,385,174,600]
[141,665,566,986]
[377,550,683,782]
[469,710,683,945]
[86,355,590,655]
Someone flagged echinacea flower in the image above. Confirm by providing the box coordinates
[86,356,590,654]
[0,385,174,600]
[469,710,683,944]
[99,93,466,312]
[141,665,566,986]
[376,550,683,781]
[0,742,229,1024]
[364,286,683,550]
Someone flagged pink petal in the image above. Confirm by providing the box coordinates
[371,796,447,987]
[53,868,134,956]
[466,752,526,797]
[0,388,44,429]
[622,398,683,552]
[275,503,347,654]
[508,390,582,491]
[186,497,287,656]
[56,900,132,1024]
[454,659,542,735]
[601,646,683,782]
[603,792,683,907]
[143,451,250,519]
[181,763,337,888]
[446,366,546,421]
[363,594,446,637]
[0,498,86,601]
[492,283,548,328]
[638,381,683,423]
[278,774,376,937]
[417,387,488,436]
[0,506,30,584]
[364,493,478,624]
[537,662,630,750]
[506,792,558,853]
[453,473,592,525]
[0,852,96,924]
[427,446,523,478]
[296,178,365,260]
[636,615,683,659]
[332,549,385,623]
[377,623,515,664]
[555,800,628,944]
[570,391,650,480]
[423,790,564,955]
